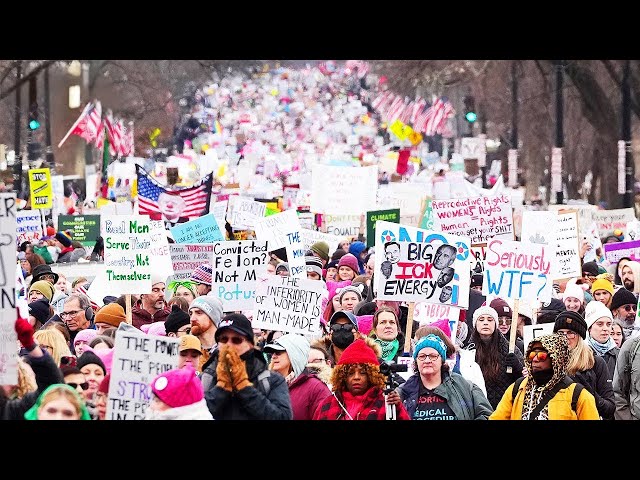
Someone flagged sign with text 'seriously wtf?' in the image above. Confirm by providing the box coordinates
[106,325,179,420]
[0,193,18,385]
[431,194,513,244]
[374,221,471,308]
[102,215,152,294]
[210,240,269,311]
[482,239,553,303]
[253,275,325,336]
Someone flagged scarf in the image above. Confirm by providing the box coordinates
[375,338,399,362]
[587,335,616,356]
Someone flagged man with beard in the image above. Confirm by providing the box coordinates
[610,288,640,340]
[131,277,171,330]
[188,296,224,371]
[620,260,640,293]
[311,311,361,367]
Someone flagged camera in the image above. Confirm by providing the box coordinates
[379,361,408,376]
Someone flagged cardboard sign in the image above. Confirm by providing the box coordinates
[603,239,640,263]
[210,240,269,311]
[58,215,100,246]
[28,168,52,209]
[253,210,306,277]
[432,194,513,244]
[15,210,43,247]
[311,164,378,214]
[366,209,400,248]
[106,324,180,420]
[522,323,555,354]
[169,244,214,280]
[591,208,636,238]
[374,221,472,308]
[102,215,152,294]
[323,214,361,238]
[482,239,553,303]
[253,275,325,336]
[0,193,18,385]
[413,302,460,342]
[170,213,224,244]
[148,220,174,280]
[227,196,266,229]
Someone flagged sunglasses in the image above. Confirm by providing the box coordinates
[330,323,354,332]
[67,382,89,391]
[498,318,512,325]
[622,304,637,312]
[528,350,549,362]
[218,336,244,345]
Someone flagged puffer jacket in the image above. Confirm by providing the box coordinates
[570,354,616,420]
[288,369,332,420]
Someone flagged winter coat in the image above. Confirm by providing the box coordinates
[201,348,292,420]
[613,335,640,420]
[289,369,332,420]
[144,399,214,420]
[449,348,487,399]
[131,301,170,330]
[594,347,619,381]
[397,370,493,420]
[1,351,63,420]
[570,354,616,420]
[314,386,410,420]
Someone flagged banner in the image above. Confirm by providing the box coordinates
[58,215,100,246]
[374,221,472,307]
[253,275,325,336]
[432,193,513,244]
[0,193,18,385]
[169,244,214,280]
[482,238,553,303]
[170,213,224,244]
[28,168,53,209]
[106,324,179,420]
[311,164,378,214]
[102,215,152,294]
[603,239,640,263]
[210,240,268,311]
[16,210,43,247]
[366,209,400,248]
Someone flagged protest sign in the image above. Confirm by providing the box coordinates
[148,220,174,279]
[582,221,603,263]
[366,209,400,248]
[322,214,361,237]
[470,244,486,275]
[413,302,460,341]
[0,193,17,385]
[253,209,306,278]
[15,210,43,247]
[211,200,228,233]
[102,215,152,294]
[374,221,472,308]
[58,215,100,246]
[603,240,640,263]
[297,212,315,230]
[548,202,598,237]
[432,193,513,244]
[170,213,224,243]
[483,239,553,303]
[311,164,378,214]
[419,198,435,230]
[627,220,640,241]
[300,229,342,256]
[210,240,268,311]
[28,168,52,209]
[227,196,266,229]
[377,183,425,216]
[106,325,179,420]
[169,244,214,280]
[253,275,325,336]
[591,208,636,238]
[523,323,555,354]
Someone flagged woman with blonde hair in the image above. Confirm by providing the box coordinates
[24,384,91,420]
[33,328,72,367]
[1,357,37,400]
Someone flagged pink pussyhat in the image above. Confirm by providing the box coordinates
[94,348,114,375]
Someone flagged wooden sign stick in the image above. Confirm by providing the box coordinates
[507,298,520,373]
[404,302,415,354]
[125,293,133,325]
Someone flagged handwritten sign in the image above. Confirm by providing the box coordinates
[300,229,342,257]
[591,208,636,238]
[169,244,214,280]
[311,164,378,214]
[323,214,361,238]
[253,275,325,336]
[603,239,640,263]
[106,325,179,420]
[253,209,306,277]
[170,213,224,244]
[102,215,152,294]
[227,196,266,229]
[419,198,435,230]
[523,323,555,353]
[0,193,17,385]
[366,209,400,248]
[28,168,52,209]
[413,303,460,342]
[15,210,43,247]
[470,244,487,275]
[210,240,268,311]
[211,200,228,234]
[432,194,513,244]
[58,215,100,246]
[374,221,471,308]
[149,220,174,279]
[483,239,553,303]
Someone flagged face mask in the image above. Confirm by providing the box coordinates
[531,368,554,387]
[332,330,355,349]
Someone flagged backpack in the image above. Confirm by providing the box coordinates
[257,370,271,396]
[511,375,584,414]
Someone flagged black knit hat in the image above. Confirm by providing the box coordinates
[581,261,599,277]
[76,351,106,375]
[553,311,588,339]
[164,304,190,334]
[610,288,637,311]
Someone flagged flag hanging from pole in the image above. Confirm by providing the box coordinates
[57,101,102,148]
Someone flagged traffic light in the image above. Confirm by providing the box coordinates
[463,96,477,123]
[28,77,40,130]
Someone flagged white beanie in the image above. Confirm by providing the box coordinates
[563,281,585,304]
[584,300,613,330]
[472,305,499,328]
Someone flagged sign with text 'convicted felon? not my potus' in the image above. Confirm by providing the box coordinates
[374,221,472,308]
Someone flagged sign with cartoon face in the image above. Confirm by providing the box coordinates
[374,221,471,308]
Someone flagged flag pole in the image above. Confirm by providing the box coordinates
[57,102,93,148]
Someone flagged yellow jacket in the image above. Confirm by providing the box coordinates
[490,377,600,420]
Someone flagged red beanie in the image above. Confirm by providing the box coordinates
[338,339,379,366]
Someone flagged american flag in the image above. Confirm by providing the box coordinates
[103,112,122,157]
[75,285,100,312]
[57,101,102,148]
[135,165,213,222]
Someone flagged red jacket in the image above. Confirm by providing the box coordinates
[289,371,332,420]
[131,301,170,330]
[313,386,410,420]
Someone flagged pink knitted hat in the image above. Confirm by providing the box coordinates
[145,321,167,337]
[94,348,114,375]
[429,318,452,338]
[357,314,374,335]
[151,366,203,408]
[73,329,98,347]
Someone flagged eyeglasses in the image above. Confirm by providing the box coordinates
[528,350,549,362]
[330,323,354,332]
[417,353,441,362]
[556,330,578,339]
[67,382,89,391]
[498,318,512,325]
[622,304,637,312]
[218,336,244,345]
[60,310,82,319]
[177,326,191,335]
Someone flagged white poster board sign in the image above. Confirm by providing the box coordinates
[253,209,306,278]
[169,244,214,280]
[522,323,555,354]
[0,193,18,385]
[323,214,361,237]
[311,164,378,214]
[149,220,174,280]
[15,210,43,247]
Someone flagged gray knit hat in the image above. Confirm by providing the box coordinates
[189,296,224,326]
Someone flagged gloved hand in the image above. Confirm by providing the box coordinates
[15,317,36,350]
[226,347,253,391]
[215,345,233,392]
[505,352,517,370]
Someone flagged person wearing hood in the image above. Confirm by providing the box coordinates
[265,333,331,420]
[24,383,91,420]
[490,334,599,420]
[201,313,292,420]
[348,241,368,275]
[144,366,213,420]
[620,260,640,294]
